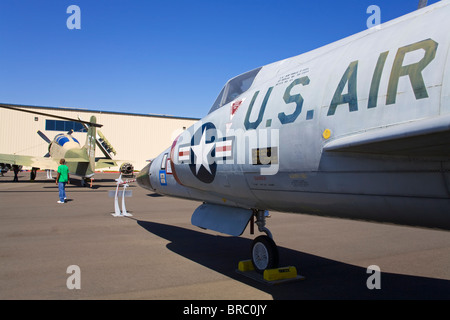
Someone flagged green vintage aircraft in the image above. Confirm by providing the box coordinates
[0,105,119,186]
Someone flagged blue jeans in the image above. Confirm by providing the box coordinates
[58,182,67,202]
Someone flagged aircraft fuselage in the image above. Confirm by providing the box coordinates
[138,2,450,231]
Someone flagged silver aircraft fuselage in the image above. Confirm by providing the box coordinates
[138,2,450,231]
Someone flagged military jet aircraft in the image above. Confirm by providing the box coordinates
[137,1,450,273]
[0,105,119,185]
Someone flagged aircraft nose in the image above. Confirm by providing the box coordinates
[136,162,153,191]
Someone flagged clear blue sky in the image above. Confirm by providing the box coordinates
[0,0,441,119]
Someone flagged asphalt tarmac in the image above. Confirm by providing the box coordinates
[0,171,449,300]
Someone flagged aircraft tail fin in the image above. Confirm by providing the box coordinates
[85,116,97,170]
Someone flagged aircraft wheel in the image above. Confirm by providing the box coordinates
[251,235,279,273]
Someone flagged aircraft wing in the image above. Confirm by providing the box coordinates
[0,153,59,170]
[323,114,450,158]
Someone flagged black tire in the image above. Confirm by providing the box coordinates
[251,235,279,273]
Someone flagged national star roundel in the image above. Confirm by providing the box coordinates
[189,122,217,183]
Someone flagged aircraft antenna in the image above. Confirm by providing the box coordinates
[418,0,428,9]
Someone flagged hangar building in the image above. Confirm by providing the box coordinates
[0,104,199,174]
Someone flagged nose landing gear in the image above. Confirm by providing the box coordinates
[251,209,279,273]
[239,209,303,283]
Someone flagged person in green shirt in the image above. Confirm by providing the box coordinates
[56,158,70,204]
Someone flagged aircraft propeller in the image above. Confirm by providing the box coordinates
[37,130,52,144]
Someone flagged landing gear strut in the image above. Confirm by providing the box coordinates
[251,209,279,273]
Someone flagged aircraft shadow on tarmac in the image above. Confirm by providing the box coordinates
[135,219,450,300]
